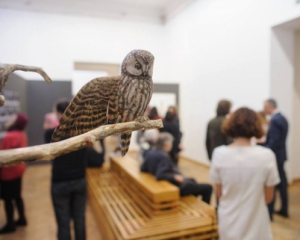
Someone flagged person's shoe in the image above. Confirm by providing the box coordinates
[0,224,16,234]
[16,218,27,226]
[275,210,289,218]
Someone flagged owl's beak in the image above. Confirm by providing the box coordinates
[142,65,148,77]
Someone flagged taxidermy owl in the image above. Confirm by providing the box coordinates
[51,49,154,156]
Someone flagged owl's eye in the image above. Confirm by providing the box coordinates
[135,63,141,69]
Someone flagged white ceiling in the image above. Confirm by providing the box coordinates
[0,0,194,24]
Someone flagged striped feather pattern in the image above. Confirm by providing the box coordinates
[51,76,120,142]
[118,76,153,156]
[51,49,154,157]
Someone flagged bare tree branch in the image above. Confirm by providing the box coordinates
[0,63,52,106]
[0,119,163,166]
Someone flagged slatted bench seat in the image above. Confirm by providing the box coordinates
[110,156,180,216]
[87,156,218,240]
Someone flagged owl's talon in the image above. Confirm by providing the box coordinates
[134,116,149,123]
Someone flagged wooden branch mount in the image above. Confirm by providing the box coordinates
[0,119,163,167]
[0,63,52,106]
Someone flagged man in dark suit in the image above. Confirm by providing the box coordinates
[264,99,289,220]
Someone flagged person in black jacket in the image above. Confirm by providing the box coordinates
[85,139,105,167]
[51,100,103,240]
[168,106,180,127]
[161,111,182,165]
[206,100,232,160]
[264,99,289,220]
[141,133,212,204]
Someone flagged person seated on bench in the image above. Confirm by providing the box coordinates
[141,132,213,204]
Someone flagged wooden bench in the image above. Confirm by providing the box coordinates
[87,156,218,240]
[110,156,180,216]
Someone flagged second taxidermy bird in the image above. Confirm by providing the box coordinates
[51,49,154,156]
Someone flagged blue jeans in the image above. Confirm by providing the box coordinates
[51,178,86,240]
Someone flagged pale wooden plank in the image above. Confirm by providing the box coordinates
[113,172,179,210]
[128,226,218,240]
[111,157,180,203]
[87,160,217,240]
[112,184,149,226]
[87,186,117,240]
[87,174,122,240]
[130,221,217,239]
[105,186,139,234]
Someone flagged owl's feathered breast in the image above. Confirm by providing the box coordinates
[118,75,153,117]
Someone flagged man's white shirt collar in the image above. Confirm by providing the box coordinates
[271,109,280,119]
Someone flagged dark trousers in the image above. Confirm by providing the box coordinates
[180,178,213,204]
[1,178,26,227]
[3,197,25,226]
[51,178,87,240]
[268,161,288,220]
[169,151,179,166]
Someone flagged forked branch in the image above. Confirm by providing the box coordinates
[0,119,163,166]
[0,64,52,106]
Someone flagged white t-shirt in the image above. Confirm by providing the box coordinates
[210,145,280,240]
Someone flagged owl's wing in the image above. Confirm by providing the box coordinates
[51,76,120,142]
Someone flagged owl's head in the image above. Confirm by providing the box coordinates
[121,50,154,77]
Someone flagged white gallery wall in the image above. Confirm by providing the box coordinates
[0,8,171,82]
[1,0,300,179]
[162,0,300,183]
[271,25,300,181]
[270,27,295,182]
[293,31,300,179]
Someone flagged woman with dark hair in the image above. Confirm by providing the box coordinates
[206,100,232,160]
[0,113,28,234]
[168,106,180,126]
[210,108,279,240]
[148,107,162,120]
[161,111,182,165]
